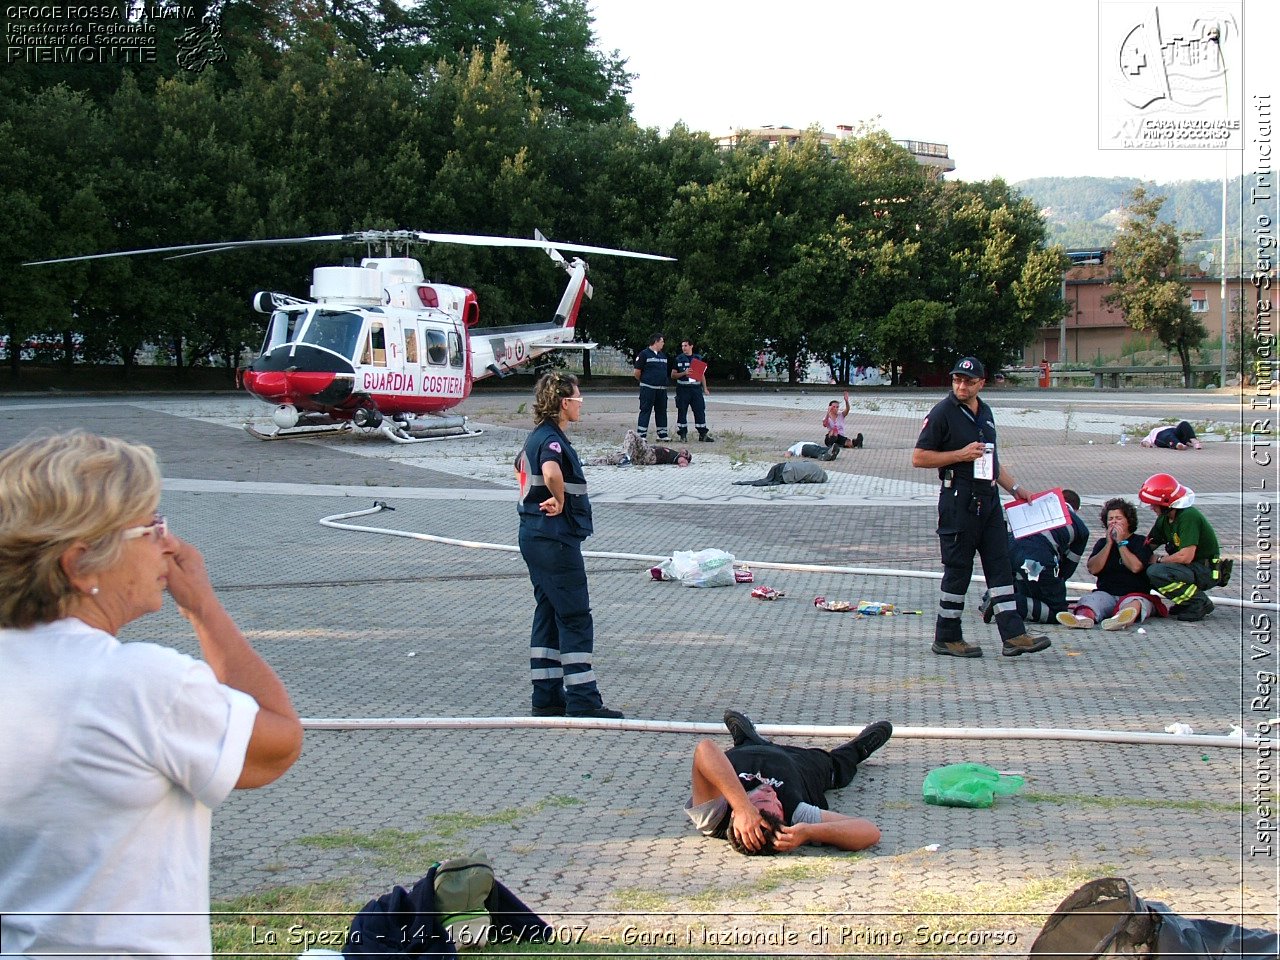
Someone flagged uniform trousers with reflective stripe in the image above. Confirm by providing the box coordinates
[637,385,669,439]
[1014,574,1069,623]
[518,526,603,713]
[934,484,1027,644]
[1147,560,1215,608]
[675,385,707,436]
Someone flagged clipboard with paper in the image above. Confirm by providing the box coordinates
[1004,488,1070,539]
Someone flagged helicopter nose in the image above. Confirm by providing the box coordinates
[244,370,289,401]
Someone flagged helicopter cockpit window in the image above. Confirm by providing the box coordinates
[262,309,303,353]
[448,331,464,368]
[298,311,363,360]
[404,329,418,364]
[425,329,448,366]
[361,323,387,366]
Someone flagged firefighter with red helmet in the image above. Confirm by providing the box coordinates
[1138,473,1222,622]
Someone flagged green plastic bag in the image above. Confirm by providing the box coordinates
[922,763,1025,808]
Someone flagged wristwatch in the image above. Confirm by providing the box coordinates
[1011,484,1021,496]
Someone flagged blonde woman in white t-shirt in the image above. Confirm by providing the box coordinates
[0,431,303,959]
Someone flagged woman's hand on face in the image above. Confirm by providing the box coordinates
[163,535,217,618]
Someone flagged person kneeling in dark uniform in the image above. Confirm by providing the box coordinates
[684,710,888,855]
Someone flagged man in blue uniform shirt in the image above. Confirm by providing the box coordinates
[633,332,671,440]
[912,357,1051,658]
[671,338,714,442]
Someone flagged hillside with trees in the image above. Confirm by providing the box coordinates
[1013,174,1258,267]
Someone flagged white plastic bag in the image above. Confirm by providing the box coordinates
[668,549,736,588]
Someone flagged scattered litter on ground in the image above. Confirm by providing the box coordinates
[1164,722,1195,735]
[751,586,785,600]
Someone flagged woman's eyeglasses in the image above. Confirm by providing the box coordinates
[122,514,168,541]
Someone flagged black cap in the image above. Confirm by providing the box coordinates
[949,357,985,379]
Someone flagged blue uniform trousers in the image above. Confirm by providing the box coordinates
[1014,575,1069,623]
[518,527,602,713]
[934,485,1027,643]
[637,386,668,439]
[675,385,707,437]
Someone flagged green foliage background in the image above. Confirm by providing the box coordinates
[3,0,1074,383]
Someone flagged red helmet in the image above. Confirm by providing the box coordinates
[1139,473,1195,509]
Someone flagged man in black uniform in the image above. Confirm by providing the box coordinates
[671,338,714,442]
[912,357,1051,659]
[633,332,670,441]
[684,710,889,854]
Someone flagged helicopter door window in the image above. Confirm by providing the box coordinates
[425,329,448,366]
[448,331,464,368]
[404,329,419,364]
[362,323,387,366]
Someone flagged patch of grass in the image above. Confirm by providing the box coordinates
[430,796,581,837]
[211,882,360,956]
[295,828,455,874]
[295,798,581,873]
[610,887,674,912]
[1022,792,1241,813]
[901,862,1115,953]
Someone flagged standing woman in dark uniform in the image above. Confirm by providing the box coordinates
[516,372,624,719]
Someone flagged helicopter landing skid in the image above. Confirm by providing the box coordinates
[378,422,485,444]
[242,422,353,441]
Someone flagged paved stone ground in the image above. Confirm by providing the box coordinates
[2,384,1275,955]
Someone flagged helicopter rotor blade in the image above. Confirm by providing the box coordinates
[411,231,675,262]
[25,229,675,266]
[24,235,354,266]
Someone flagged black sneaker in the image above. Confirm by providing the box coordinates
[532,703,565,717]
[1176,596,1214,622]
[677,432,688,442]
[567,706,625,719]
[1002,633,1052,656]
[698,433,714,442]
[723,709,769,747]
[853,433,864,448]
[978,591,995,624]
[852,719,893,762]
[932,639,983,658]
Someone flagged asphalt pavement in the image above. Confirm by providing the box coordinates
[1,383,1274,955]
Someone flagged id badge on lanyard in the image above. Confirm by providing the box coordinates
[973,443,995,480]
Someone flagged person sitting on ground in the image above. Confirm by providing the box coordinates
[983,489,1089,625]
[1138,472,1225,623]
[1140,421,1203,450]
[684,710,888,855]
[1057,497,1162,631]
[822,391,864,449]
[785,440,840,461]
[0,431,304,957]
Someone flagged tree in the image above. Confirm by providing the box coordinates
[398,0,632,122]
[925,179,1068,375]
[1105,186,1205,386]
[870,300,955,386]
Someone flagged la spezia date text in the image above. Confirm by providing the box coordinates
[605,923,1019,948]
[250,923,1020,949]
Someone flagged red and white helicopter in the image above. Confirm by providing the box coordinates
[28,230,672,441]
